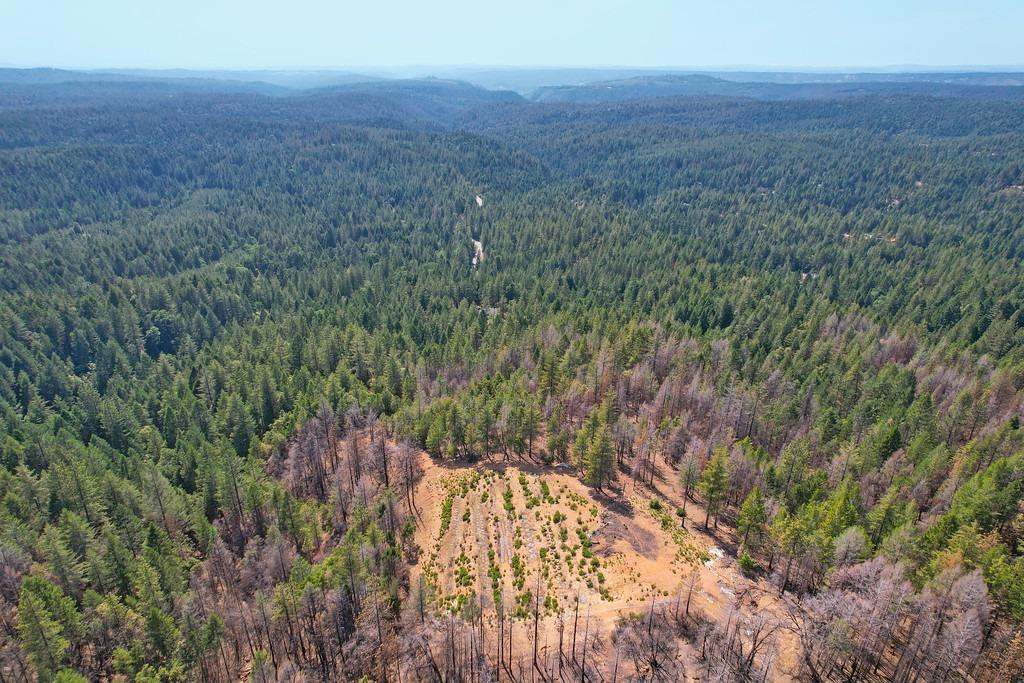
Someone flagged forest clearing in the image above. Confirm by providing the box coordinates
[409,447,802,680]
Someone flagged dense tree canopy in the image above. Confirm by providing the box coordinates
[1,77,1023,681]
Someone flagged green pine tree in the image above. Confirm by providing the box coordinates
[699,447,731,529]
[585,422,615,491]
[737,487,768,551]
[17,577,82,682]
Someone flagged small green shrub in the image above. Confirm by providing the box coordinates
[739,551,757,576]
[439,493,456,536]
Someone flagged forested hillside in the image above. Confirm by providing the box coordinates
[1,76,1023,682]
[529,74,1024,102]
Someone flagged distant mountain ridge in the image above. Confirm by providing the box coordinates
[530,73,1024,102]
[0,67,376,89]
[2,67,1023,110]
[94,68,380,90]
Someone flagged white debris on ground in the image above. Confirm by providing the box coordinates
[469,195,485,268]
[705,546,725,568]
[472,238,484,269]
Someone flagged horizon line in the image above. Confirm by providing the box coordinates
[4,63,1024,74]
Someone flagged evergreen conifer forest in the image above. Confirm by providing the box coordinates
[2,74,1024,681]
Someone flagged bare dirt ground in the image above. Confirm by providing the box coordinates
[409,449,802,680]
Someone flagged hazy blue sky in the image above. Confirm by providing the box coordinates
[2,0,1022,70]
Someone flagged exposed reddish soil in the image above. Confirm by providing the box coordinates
[410,450,803,679]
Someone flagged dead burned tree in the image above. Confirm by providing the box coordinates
[0,543,30,681]
[788,558,990,683]
[288,411,332,501]
[613,603,683,682]
[698,602,780,683]
[394,440,424,515]
[788,558,912,683]
[314,400,340,471]
[370,428,392,489]
[893,567,989,683]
